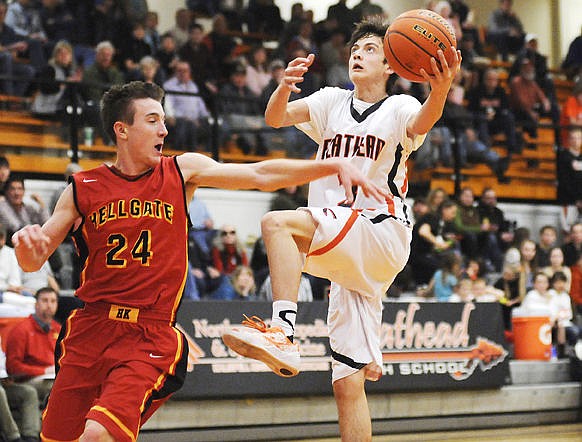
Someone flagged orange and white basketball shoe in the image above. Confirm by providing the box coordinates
[222,315,300,377]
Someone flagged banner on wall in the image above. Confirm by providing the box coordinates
[173,301,509,399]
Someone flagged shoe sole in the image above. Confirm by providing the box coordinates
[222,333,299,378]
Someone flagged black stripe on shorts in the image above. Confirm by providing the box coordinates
[331,349,367,370]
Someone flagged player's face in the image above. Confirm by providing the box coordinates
[349,36,390,83]
[124,98,168,166]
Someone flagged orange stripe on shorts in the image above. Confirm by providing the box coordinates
[307,209,360,257]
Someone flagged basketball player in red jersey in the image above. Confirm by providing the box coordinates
[11,81,387,442]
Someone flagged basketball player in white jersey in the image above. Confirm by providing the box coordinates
[222,17,461,441]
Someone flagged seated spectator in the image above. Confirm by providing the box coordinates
[449,278,474,303]
[211,224,248,276]
[81,41,124,142]
[536,225,558,268]
[0,1,35,96]
[246,0,284,38]
[467,68,522,155]
[20,259,59,297]
[478,187,515,271]
[39,0,75,47]
[168,8,192,49]
[454,187,482,259]
[433,1,463,41]
[411,124,453,170]
[259,58,317,158]
[486,0,525,61]
[0,177,48,243]
[178,23,216,97]
[542,247,572,293]
[5,287,60,405]
[188,228,222,299]
[203,13,236,83]
[156,32,179,82]
[561,200,582,240]
[562,26,582,81]
[259,273,314,302]
[116,22,152,82]
[163,61,211,152]
[411,197,429,224]
[563,222,582,267]
[509,58,558,141]
[431,251,461,302]
[409,200,459,286]
[494,245,527,330]
[557,128,582,224]
[220,63,270,155]
[0,345,40,442]
[144,11,161,53]
[443,77,509,181]
[549,271,580,348]
[472,277,504,302]
[249,236,269,293]
[5,0,47,70]
[245,45,271,97]
[559,83,582,147]
[136,55,165,86]
[188,194,215,255]
[211,265,258,301]
[326,44,352,89]
[0,155,10,196]
[0,222,34,313]
[426,187,449,214]
[352,0,384,21]
[269,185,307,212]
[31,40,82,118]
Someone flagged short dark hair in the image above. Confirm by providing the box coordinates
[100,81,165,143]
[35,287,58,300]
[348,16,388,50]
[0,156,9,169]
[551,271,568,284]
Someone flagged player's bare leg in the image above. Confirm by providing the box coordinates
[79,419,115,442]
[222,210,317,377]
[333,370,372,442]
[262,210,315,301]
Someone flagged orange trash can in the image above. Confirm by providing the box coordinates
[511,315,552,360]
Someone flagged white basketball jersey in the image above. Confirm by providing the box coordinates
[296,87,425,226]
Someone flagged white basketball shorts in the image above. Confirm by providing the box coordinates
[300,206,411,382]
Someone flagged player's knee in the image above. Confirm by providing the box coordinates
[261,211,285,234]
[80,420,115,442]
[333,371,365,402]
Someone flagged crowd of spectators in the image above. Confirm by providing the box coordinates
[0,0,572,160]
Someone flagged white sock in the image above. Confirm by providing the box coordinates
[272,300,297,338]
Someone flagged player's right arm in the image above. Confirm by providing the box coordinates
[265,54,314,128]
[12,185,80,272]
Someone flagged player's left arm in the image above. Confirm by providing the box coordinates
[406,47,462,138]
[177,153,389,204]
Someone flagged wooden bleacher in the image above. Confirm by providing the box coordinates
[408,67,575,201]
[0,106,286,176]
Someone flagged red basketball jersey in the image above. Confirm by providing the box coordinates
[71,156,189,321]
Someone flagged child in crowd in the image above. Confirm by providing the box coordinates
[549,271,580,347]
[432,252,462,302]
[450,278,474,303]
[472,277,504,302]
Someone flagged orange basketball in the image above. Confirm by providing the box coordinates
[384,9,457,82]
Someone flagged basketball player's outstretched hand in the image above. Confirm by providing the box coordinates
[419,46,462,89]
[12,224,50,265]
[337,162,391,204]
[282,53,315,94]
